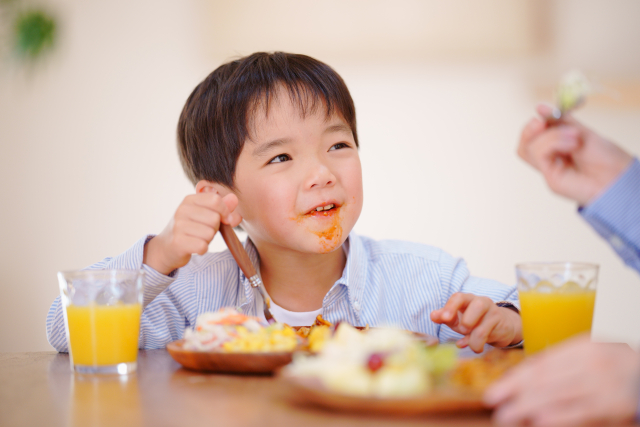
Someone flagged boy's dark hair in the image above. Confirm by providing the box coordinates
[177,52,358,188]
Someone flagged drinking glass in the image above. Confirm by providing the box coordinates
[58,269,144,374]
[516,262,598,355]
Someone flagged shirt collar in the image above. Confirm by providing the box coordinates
[322,233,368,314]
[236,233,368,316]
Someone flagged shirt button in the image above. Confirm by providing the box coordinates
[609,235,625,250]
[353,301,361,311]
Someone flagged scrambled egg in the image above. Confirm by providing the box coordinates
[222,324,299,353]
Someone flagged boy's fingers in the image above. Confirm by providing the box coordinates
[468,312,500,352]
[180,205,223,229]
[456,335,469,349]
[431,292,474,327]
[177,220,216,243]
[192,193,232,218]
[173,234,209,256]
[458,297,493,330]
[439,293,474,323]
[225,212,243,227]
[221,194,241,225]
[222,193,239,211]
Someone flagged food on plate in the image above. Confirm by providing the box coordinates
[183,307,301,353]
[450,349,525,392]
[283,324,457,398]
[293,314,334,352]
[294,315,371,352]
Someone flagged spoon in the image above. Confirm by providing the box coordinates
[218,223,276,324]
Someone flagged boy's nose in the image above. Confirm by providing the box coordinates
[305,163,336,189]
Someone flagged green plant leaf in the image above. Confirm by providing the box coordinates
[14,9,56,59]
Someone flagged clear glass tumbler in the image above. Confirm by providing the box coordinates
[58,269,144,374]
[516,262,598,355]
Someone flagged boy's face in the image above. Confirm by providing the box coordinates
[231,88,363,255]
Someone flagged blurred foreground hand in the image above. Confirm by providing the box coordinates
[518,104,633,206]
[484,335,640,426]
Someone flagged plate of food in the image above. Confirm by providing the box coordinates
[166,308,361,373]
[167,307,441,374]
[280,324,524,415]
[167,307,304,374]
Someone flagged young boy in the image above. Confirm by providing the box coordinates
[47,52,522,354]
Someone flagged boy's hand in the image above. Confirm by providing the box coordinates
[430,293,522,353]
[518,104,633,206]
[143,193,242,275]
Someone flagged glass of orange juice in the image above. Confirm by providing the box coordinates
[516,262,598,355]
[58,270,144,374]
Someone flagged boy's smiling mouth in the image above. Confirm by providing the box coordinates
[305,202,341,217]
[288,201,345,252]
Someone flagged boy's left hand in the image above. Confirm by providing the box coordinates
[430,293,523,353]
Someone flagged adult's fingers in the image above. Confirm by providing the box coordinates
[484,357,539,405]
[536,103,584,129]
[532,399,603,427]
[517,117,546,163]
[535,103,554,119]
[525,125,581,174]
[485,335,593,407]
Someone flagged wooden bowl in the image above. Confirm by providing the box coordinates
[166,339,295,374]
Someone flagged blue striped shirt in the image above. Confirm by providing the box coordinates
[580,158,640,274]
[46,234,519,352]
[578,157,640,421]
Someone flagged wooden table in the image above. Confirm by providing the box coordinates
[0,349,498,427]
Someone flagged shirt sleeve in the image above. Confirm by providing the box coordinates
[45,235,177,352]
[579,158,640,275]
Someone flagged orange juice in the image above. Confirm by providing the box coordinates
[66,304,142,366]
[519,290,595,355]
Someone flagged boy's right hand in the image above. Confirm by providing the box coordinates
[143,193,242,275]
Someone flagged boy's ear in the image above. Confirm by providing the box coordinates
[195,180,232,196]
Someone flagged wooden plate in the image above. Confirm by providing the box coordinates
[281,374,486,415]
[280,349,525,415]
[166,339,295,374]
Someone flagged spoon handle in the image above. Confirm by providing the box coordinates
[218,223,257,279]
[218,223,276,323]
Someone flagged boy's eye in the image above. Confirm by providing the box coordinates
[329,142,349,151]
[268,154,291,164]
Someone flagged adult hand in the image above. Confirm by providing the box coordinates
[518,104,633,206]
[485,334,640,426]
[430,293,523,353]
[143,192,242,275]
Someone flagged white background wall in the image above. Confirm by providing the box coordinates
[1,0,639,352]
